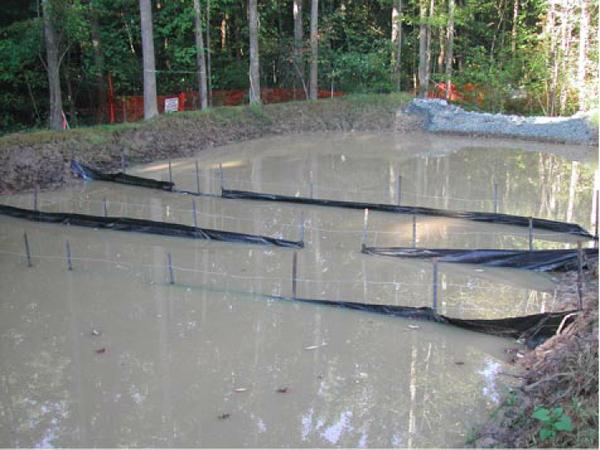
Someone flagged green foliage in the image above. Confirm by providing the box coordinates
[532,406,574,441]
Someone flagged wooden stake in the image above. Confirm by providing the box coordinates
[167,252,175,285]
[361,208,369,249]
[192,199,198,228]
[432,257,439,313]
[309,170,314,199]
[528,217,534,251]
[298,211,305,243]
[577,241,584,310]
[121,151,126,173]
[292,251,298,299]
[195,160,201,194]
[103,198,108,217]
[168,158,173,184]
[65,240,73,271]
[219,163,224,193]
[23,232,32,268]
[33,186,39,212]
[493,182,498,213]
[594,189,599,240]
[397,175,402,206]
[412,213,417,248]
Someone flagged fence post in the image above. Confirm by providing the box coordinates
[397,175,402,206]
[65,240,73,271]
[361,208,369,250]
[594,189,599,241]
[23,232,32,268]
[219,163,225,194]
[577,241,584,310]
[412,213,417,248]
[167,252,175,285]
[528,217,534,251]
[493,182,498,214]
[298,211,305,243]
[195,160,201,194]
[120,151,126,173]
[432,257,439,313]
[33,185,39,212]
[192,199,198,228]
[292,251,298,299]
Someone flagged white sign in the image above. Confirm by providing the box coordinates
[164,97,179,113]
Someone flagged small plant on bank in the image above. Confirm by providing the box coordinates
[532,406,574,441]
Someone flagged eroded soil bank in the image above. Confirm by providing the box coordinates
[470,261,599,448]
[0,94,411,194]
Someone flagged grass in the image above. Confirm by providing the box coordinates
[0,93,413,149]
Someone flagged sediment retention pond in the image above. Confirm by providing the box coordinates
[0,131,597,447]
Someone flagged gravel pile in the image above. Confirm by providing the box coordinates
[407,98,596,145]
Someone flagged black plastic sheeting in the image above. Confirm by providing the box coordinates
[266,294,576,342]
[71,160,219,197]
[71,160,175,191]
[70,161,594,239]
[0,204,303,249]
[223,189,595,239]
[362,246,598,271]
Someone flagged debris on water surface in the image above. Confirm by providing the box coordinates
[91,329,101,336]
[276,387,289,394]
[233,387,248,393]
[95,347,106,354]
[218,413,231,420]
[454,361,465,365]
[407,324,420,330]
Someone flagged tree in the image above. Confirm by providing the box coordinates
[577,0,589,110]
[193,0,208,110]
[391,0,403,90]
[309,0,318,100]
[41,0,64,130]
[444,0,454,99]
[248,0,261,104]
[293,0,307,97]
[139,0,158,119]
[417,0,431,97]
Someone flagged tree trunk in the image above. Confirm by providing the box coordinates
[445,0,454,99]
[558,1,574,115]
[391,0,403,90]
[248,0,261,104]
[206,0,212,105]
[511,0,519,55]
[193,0,208,110]
[90,6,107,123]
[293,0,305,96]
[309,0,319,100]
[139,0,158,119]
[41,0,63,130]
[577,0,589,110]
[417,0,430,97]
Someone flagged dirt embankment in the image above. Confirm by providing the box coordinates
[0,94,411,194]
[470,261,599,448]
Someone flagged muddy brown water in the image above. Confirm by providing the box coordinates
[0,132,596,447]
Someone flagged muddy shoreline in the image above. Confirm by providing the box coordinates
[0,95,410,194]
[470,261,599,448]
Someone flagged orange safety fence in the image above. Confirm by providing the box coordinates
[109,88,344,124]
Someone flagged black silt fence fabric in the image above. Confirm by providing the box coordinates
[362,246,599,271]
[223,189,594,239]
[0,204,303,249]
[70,161,594,239]
[270,294,576,341]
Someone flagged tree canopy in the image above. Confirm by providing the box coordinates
[0,0,597,133]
